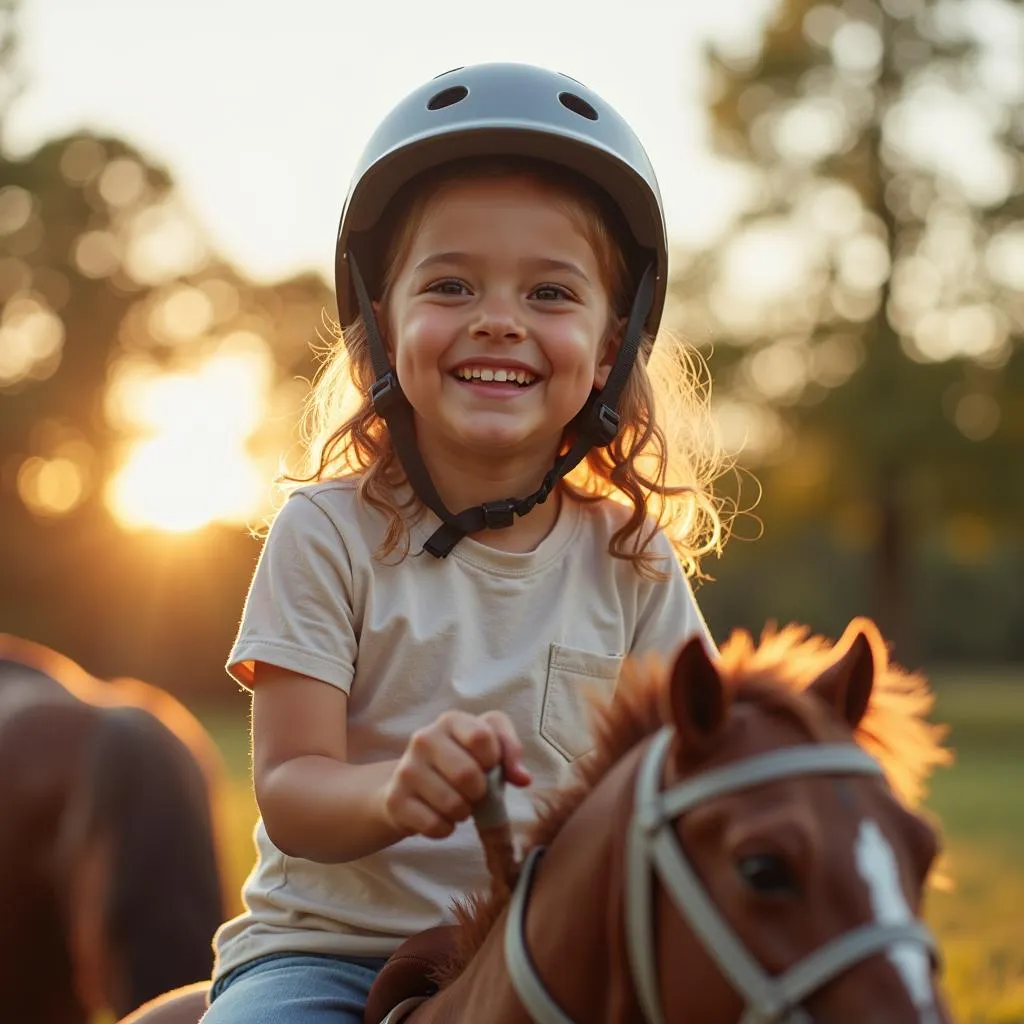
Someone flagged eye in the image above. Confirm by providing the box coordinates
[530,283,573,302]
[427,278,469,296]
[736,853,800,897]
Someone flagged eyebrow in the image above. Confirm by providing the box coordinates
[413,252,592,284]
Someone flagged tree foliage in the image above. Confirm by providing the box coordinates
[0,129,332,690]
[674,0,1024,646]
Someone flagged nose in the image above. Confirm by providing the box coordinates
[469,297,526,343]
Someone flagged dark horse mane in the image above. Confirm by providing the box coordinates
[440,619,952,985]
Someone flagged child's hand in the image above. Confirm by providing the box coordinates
[382,710,532,840]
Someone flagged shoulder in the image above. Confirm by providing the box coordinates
[570,493,629,537]
[571,494,679,572]
[264,478,385,567]
[287,476,361,507]
[564,494,711,654]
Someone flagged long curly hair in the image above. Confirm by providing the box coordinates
[283,158,732,579]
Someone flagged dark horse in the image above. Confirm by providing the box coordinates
[0,634,229,1024]
[119,617,955,1023]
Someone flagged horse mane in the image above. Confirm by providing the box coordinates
[439,618,952,985]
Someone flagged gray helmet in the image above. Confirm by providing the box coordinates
[334,61,668,339]
[333,63,668,558]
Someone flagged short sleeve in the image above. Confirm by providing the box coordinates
[629,530,717,661]
[226,492,359,693]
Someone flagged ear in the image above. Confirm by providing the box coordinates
[593,317,625,388]
[666,635,729,759]
[806,622,877,729]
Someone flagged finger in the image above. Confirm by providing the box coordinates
[481,711,532,786]
[389,794,456,840]
[447,712,502,770]
[428,737,490,804]
[409,762,475,824]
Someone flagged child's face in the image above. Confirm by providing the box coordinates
[384,175,618,464]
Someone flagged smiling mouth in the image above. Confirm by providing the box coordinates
[452,366,539,387]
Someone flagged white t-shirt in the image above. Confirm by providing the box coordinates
[213,479,712,978]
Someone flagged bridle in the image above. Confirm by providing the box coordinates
[501,728,941,1024]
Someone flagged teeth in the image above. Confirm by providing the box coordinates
[454,366,537,385]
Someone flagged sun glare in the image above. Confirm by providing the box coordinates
[105,336,276,533]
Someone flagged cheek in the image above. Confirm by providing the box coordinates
[544,321,605,377]
[393,309,453,372]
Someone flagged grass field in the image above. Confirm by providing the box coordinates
[917,671,1024,1024]
[198,667,1024,1024]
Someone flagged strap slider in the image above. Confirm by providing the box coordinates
[589,402,620,445]
[370,372,401,415]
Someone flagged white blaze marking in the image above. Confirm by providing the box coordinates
[854,819,935,1018]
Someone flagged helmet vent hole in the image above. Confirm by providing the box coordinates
[558,92,598,121]
[427,85,469,110]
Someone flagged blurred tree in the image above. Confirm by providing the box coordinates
[674,0,1024,653]
[0,0,22,134]
[2,135,176,496]
[0,127,331,693]
[1,128,330,512]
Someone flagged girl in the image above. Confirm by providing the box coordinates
[203,62,726,1024]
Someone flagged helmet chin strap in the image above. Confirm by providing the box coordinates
[346,251,655,558]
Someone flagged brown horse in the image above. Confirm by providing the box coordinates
[0,635,230,1024]
[119,617,954,1024]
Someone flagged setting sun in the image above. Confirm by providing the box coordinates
[105,334,277,532]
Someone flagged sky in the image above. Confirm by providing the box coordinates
[5,0,775,285]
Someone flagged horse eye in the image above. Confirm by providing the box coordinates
[736,853,799,896]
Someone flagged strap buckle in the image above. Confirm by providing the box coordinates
[481,500,517,530]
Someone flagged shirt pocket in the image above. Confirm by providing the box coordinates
[539,643,623,762]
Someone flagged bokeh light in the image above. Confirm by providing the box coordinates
[0,293,65,386]
[104,333,276,532]
[16,455,86,516]
[123,199,210,286]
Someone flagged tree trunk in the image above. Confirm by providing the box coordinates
[874,462,911,659]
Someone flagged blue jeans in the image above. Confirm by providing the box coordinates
[202,952,389,1024]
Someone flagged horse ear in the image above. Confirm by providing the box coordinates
[807,621,877,729]
[666,635,728,758]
